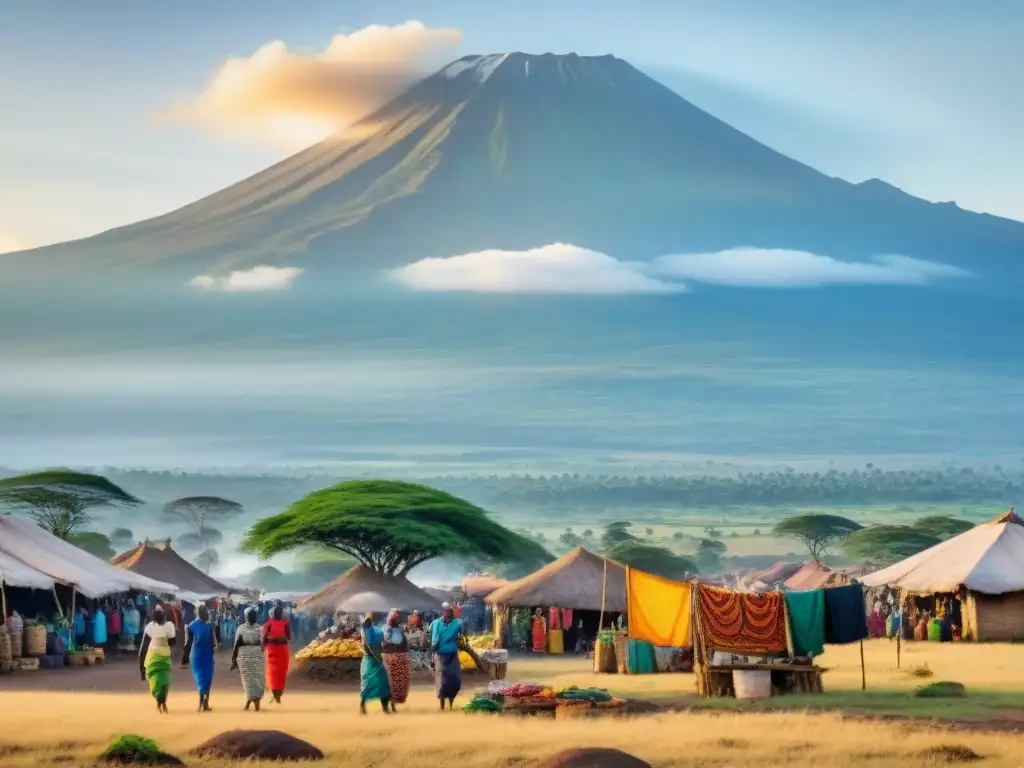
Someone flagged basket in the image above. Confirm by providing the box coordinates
[68,652,86,667]
[0,628,11,666]
[504,695,557,711]
[24,624,46,657]
[15,657,39,672]
[92,647,105,663]
[733,669,772,700]
[478,659,508,680]
[9,632,22,658]
[555,700,594,719]
[594,697,627,709]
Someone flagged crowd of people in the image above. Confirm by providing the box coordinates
[136,599,467,715]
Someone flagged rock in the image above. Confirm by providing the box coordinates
[914,681,967,698]
[539,748,652,768]
[190,731,324,761]
[919,745,983,763]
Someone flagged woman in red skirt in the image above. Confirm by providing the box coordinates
[262,601,291,704]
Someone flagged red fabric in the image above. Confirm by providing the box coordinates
[561,609,573,628]
[110,611,122,635]
[263,618,290,641]
[453,604,462,618]
[265,643,290,691]
[549,607,562,631]
[531,617,547,653]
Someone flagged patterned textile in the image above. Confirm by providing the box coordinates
[697,584,787,654]
[235,623,265,701]
[382,651,412,703]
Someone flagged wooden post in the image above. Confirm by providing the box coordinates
[598,555,608,631]
[859,638,866,690]
[1,582,6,622]
[896,630,901,669]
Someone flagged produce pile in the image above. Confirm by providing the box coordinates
[555,686,612,703]
[463,682,626,716]
[292,626,364,682]
[458,650,479,671]
[463,694,503,714]
[466,633,496,650]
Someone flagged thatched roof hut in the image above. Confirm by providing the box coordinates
[485,547,626,611]
[462,575,508,599]
[297,564,442,615]
[112,539,234,600]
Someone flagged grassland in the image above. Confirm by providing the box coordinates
[2,639,1024,767]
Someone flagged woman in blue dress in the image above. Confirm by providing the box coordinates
[180,604,216,712]
[359,612,392,715]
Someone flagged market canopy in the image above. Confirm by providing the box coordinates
[297,564,442,615]
[461,575,508,599]
[0,549,55,590]
[111,539,234,600]
[0,516,179,598]
[485,546,627,612]
[861,510,1024,595]
[784,561,855,591]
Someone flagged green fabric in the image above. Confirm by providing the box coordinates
[146,653,172,702]
[627,640,658,674]
[785,590,826,657]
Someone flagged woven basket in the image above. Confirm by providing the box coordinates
[0,661,11,673]
[504,696,556,711]
[0,629,11,666]
[24,624,46,657]
[15,657,39,671]
[734,669,772,700]
[9,632,22,658]
[68,652,86,667]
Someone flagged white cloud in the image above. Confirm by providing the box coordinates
[389,243,972,294]
[189,265,304,293]
[389,243,684,294]
[164,21,462,150]
[650,247,972,287]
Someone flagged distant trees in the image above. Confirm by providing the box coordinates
[600,521,637,551]
[772,514,863,562]
[607,542,696,581]
[164,496,243,542]
[0,470,141,539]
[110,527,135,548]
[842,526,940,567]
[911,516,973,540]
[69,531,116,560]
[194,549,220,573]
[696,539,727,572]
[559,527,583,549]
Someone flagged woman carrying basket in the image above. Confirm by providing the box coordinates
[381,609,411,711]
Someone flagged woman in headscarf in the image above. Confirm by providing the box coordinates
[262,600,292,704]
[429,602,464,711]
[231,607,265,711]
[359,612,392,715]
[381,609,411,711]
[531,606,547,653]
[180,603,215,712]
[406,610,431,672]
[139,605,177,713]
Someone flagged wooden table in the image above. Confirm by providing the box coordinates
[697,663,827,697]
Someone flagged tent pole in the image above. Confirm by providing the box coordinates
[598,556,607,631]
[860,638,866,690]
[52,585,63,617]
[1,583,7,621]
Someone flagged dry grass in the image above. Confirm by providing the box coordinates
[3,640,1024,766]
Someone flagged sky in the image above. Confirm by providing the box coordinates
[0,0,1021,253]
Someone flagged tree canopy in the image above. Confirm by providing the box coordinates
[772,514,863,562]
[164,496,242,538]
[607,542,696,581]
[109,527,135,547]
[841,525,941,566]
[910,515,973,540]
[0,469,142,539]
[69,531,116,560]
[240,480,550,576]
[600,521,637,551]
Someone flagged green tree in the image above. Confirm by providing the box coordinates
[68,531,116,560]
[911,515,973,540]
[247,565,287,591]
[559,527,583,549]
[240,480,549,576]
[194,548,220,574]
[0,469,142,539]
[696,538,726,572]
[841,526,941,566]
[176,528,224,552]
[164,496,242,541]
[109,527,135,548]
[772,514,863,562]
[607,542,696,581]
[600,521,637,551]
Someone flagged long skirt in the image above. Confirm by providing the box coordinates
[360,654,391,702]
[265,643,290,691]
[145,651,172,703]
[191,650,214,696]
[531,620,547,653]
[434,651,462,701]
[382,651,412,704]
[237,645,265,702]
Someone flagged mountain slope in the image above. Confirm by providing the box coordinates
[5,52,1022,283]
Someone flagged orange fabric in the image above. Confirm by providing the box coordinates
[263,618,289,641]
[627,569,692,647]
[265,643,289,690]
[696,584,786,654]
[531,617,547,652]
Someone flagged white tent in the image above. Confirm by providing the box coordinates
[0,549,55,590]
[861,510,1024,594]
[0,516,179,598]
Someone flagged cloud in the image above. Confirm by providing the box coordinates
[389,243,972,294]
[389,243,684,294]
[650,248,972,287]
[189,265,304,293]
[164,21,462,150]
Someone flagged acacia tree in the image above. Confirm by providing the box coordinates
[241,480,550,576]
[0,470,142,539]
[164,496,242,543]
[607,542,696,581]
[841,525,941,567]
[600,521,637,551]
[911,516,973,540]
[772,514,863,562]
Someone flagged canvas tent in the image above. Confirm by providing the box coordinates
[297,564,442,615]
[485,547,627,612]
[0,549,54,590]
[0,516,178,598]
[784,561,854,591]
[112,539,234,601]
[742,561,802,592]
[861,510,1024,641]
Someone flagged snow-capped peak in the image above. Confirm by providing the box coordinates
[440,54,509,83]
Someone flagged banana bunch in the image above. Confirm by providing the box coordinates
[295,637,363,661]
[467,633,495,650]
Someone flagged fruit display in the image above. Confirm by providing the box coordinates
[466,633,496,650]
[295,637,362,661]
[458,650,479,671]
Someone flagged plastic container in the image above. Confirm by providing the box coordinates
[733,669,772,700]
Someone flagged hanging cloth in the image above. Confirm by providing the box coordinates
[696,584,786,654]
[548,607,562,631]
[823,583,869,644]
[561,608,573,629]
[627,569,692,648]
[783,589,826,657]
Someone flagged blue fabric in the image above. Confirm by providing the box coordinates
[362,624,383,646]
[429,617,463,653]
[188,619,215,695]
[123,609,141,636]
[91,609,107,645]
[823,583,869,644]
[73,613,86,636]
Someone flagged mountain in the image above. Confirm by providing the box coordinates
[4,52,1022,286]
